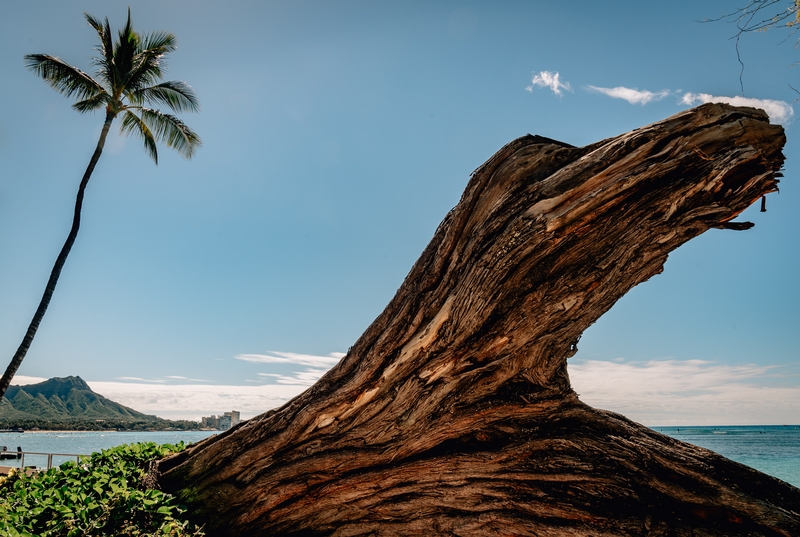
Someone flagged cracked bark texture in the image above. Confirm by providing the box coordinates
[157,103,798,536]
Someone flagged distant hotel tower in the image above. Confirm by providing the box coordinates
[201,410,241,430]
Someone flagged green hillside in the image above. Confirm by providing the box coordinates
[0,376,199,431]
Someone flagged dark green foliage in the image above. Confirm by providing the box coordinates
[0,442,204,536]
[0,417,201,432]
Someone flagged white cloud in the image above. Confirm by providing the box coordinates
[86,380,307,421]
[12,356,798,426]
[587,85,670,105]
[6,374,306,421]
[234,351,343,368]
[6,352,346,422]
[680,92,794,124]
[526,71,572,97]
[7,375,47,386]
[235,351,343,386]
[164,375,211,382]
[116,376,166,383]
[569,359,800,425]
[257,368,328,386]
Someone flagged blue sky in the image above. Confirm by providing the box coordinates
[2,1,798,424]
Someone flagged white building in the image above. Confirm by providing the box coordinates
[201,410,241,430]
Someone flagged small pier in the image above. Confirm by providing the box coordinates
[0,450,85,474]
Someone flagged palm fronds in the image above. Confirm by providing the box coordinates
[24,54,105,101]
[130,81,199,113]
[125,45,170,92]
[72,93,109,114]
[138,108,201,160]
[121,110,159,163]
[120,108,202,163]
[111,11,140,97]
[84,13,115,90]
[27,9,200,163]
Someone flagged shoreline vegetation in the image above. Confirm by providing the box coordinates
[0,442,205,536]
[0,418,203,432]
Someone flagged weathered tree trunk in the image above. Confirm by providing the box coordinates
[157,104,798,536]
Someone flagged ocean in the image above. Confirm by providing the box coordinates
[1,426,798,489]
[653,425,800,488]
[0,430,216,469]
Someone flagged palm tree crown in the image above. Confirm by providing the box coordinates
[24,9,201,163]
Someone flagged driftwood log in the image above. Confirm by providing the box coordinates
[157,104,799,536]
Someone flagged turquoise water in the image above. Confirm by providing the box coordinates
[2,428,799,489]
[653,425,800,488]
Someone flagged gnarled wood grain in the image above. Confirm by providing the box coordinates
[157,104,797,536]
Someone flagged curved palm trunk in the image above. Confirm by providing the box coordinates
[0,110,116,400]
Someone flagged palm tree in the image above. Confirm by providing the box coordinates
[0,10,201,400]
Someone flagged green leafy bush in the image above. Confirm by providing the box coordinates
[0,442,204,536]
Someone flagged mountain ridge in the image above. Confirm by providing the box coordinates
[1,376,152,421]
[0,376,199,430]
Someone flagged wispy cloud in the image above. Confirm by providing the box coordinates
[116,376,166,383]
[526,71,572,97]
[569,359,800,425]
[234,351,344,368]
[257,369,328,386]
[681,92,794,124]
[164,375,211,382]
[588,85,670,105]
[13,375,209,385]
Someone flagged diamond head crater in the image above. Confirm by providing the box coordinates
[0,376,199,431]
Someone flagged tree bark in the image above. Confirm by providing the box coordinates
[0,110,116,401]
[157,104,798,536]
